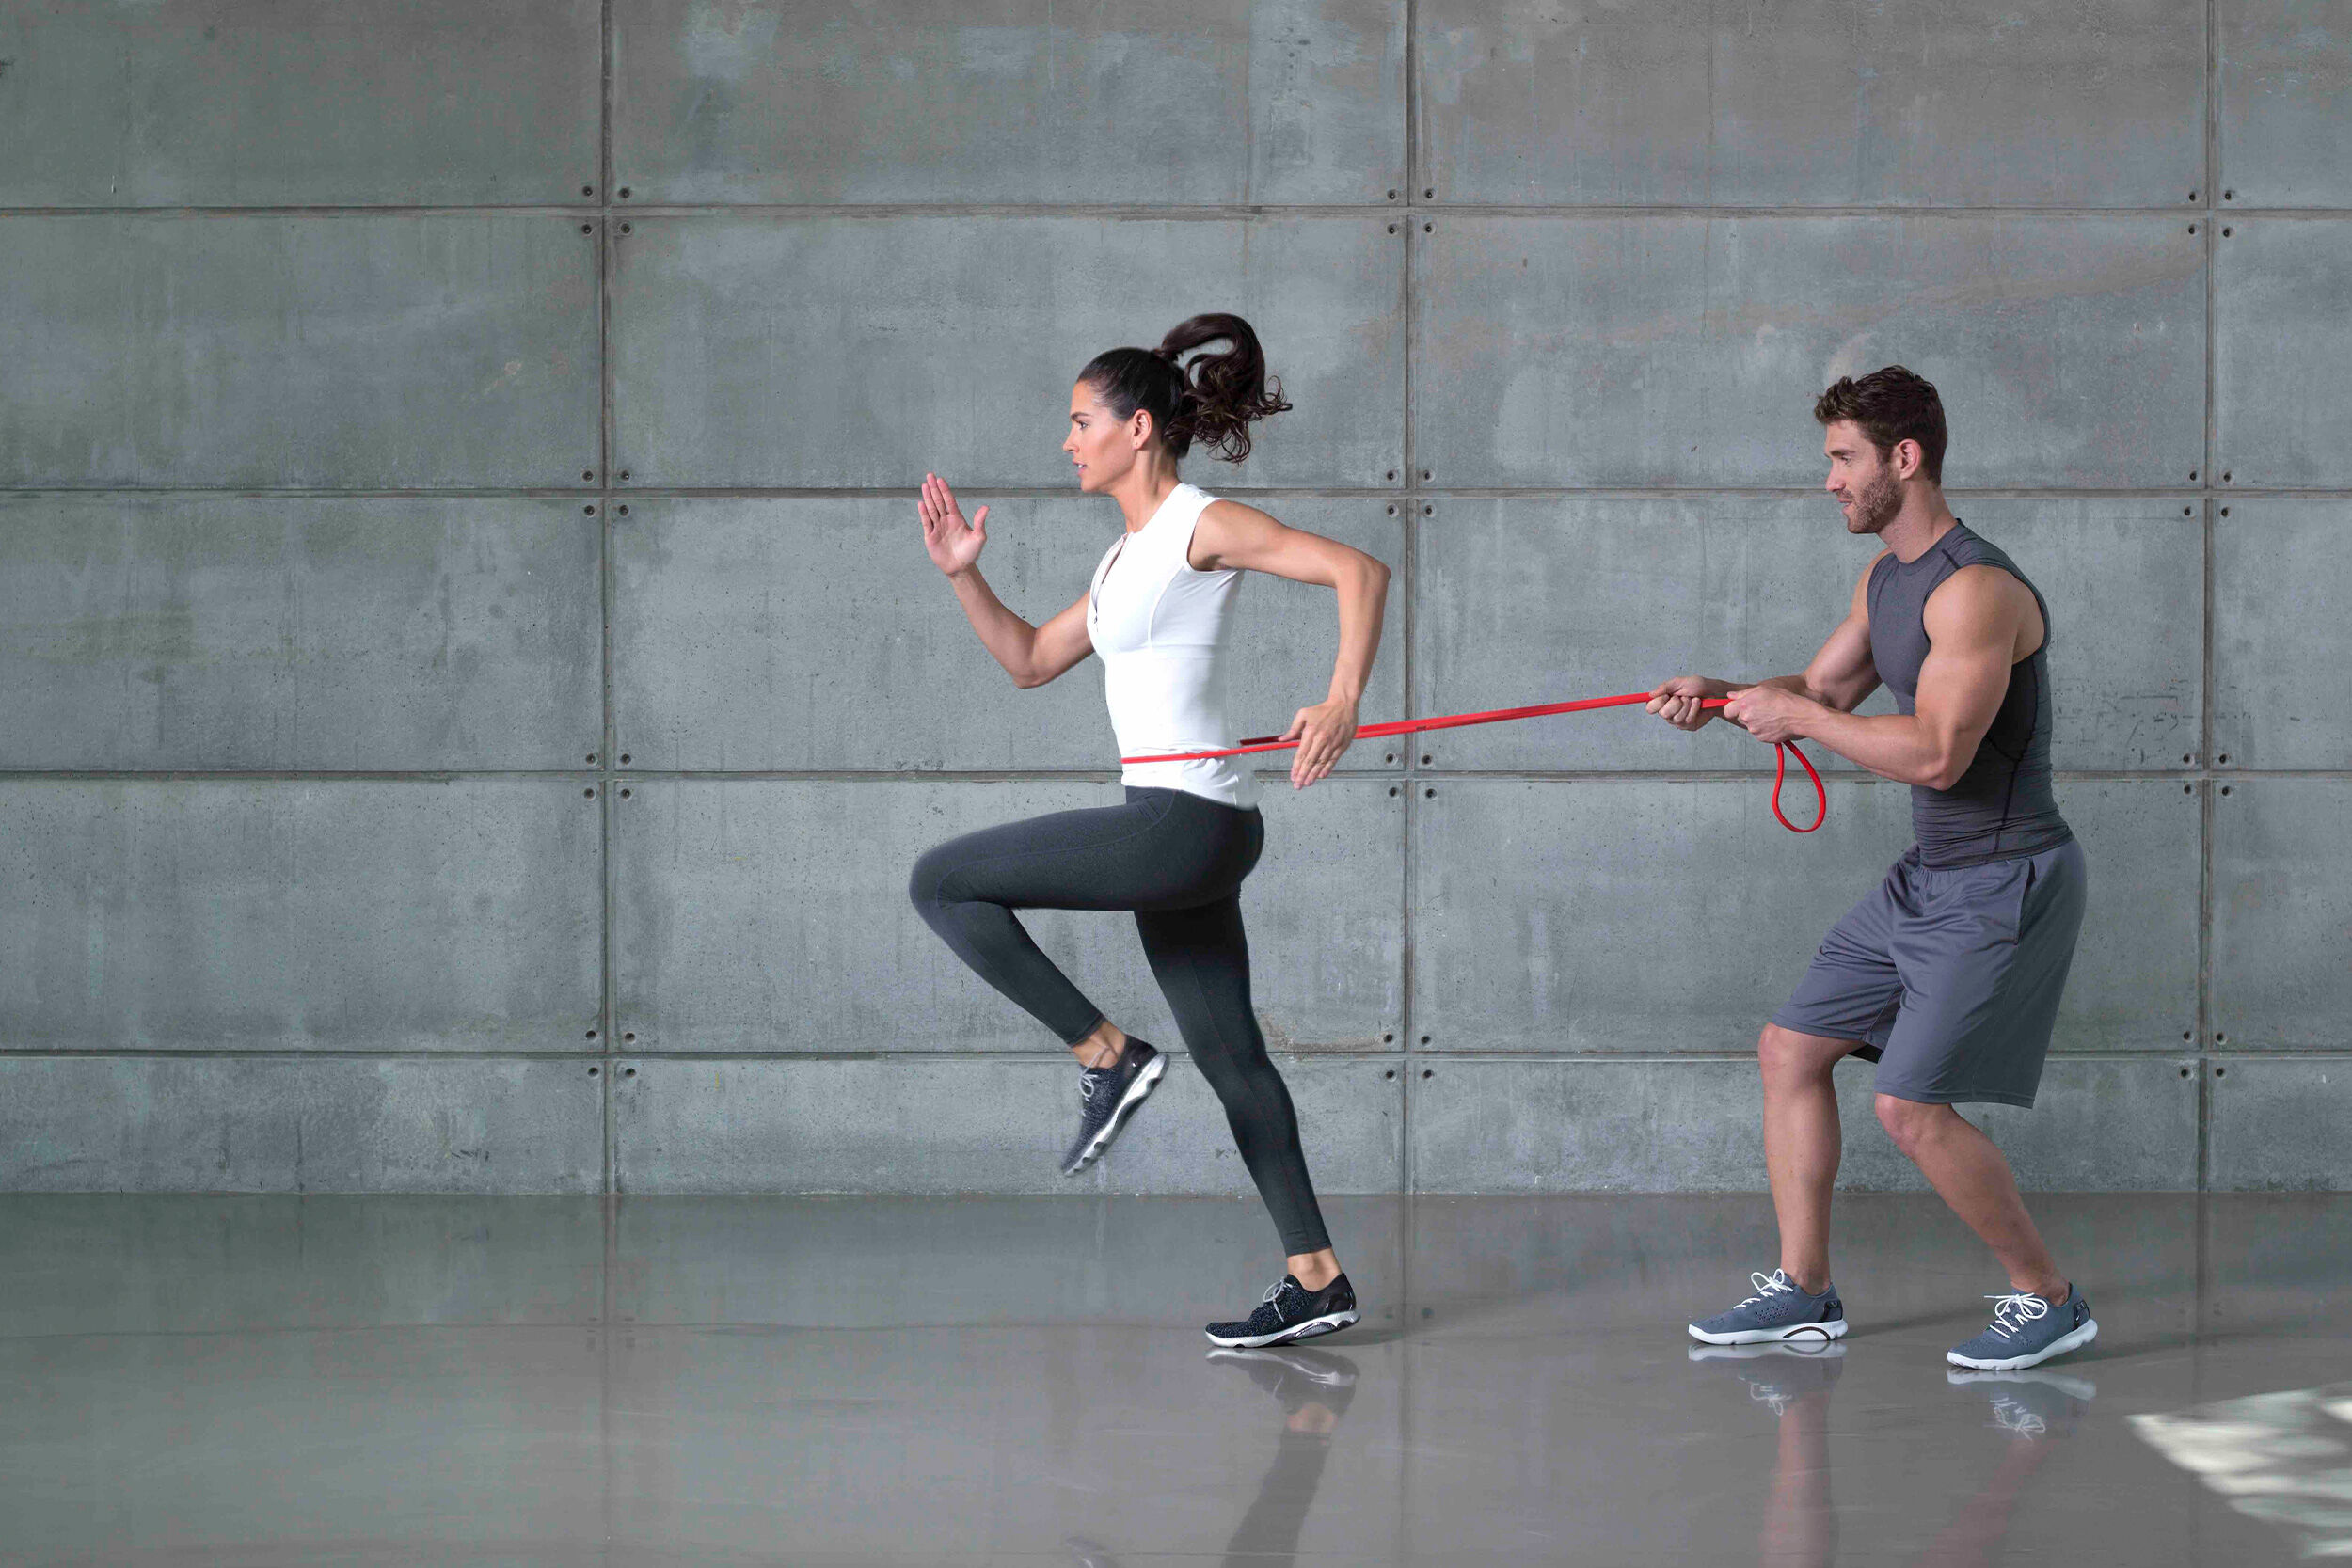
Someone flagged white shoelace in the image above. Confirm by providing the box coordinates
[1985,1291,2053,1338]
[1738,1270,1799,1308]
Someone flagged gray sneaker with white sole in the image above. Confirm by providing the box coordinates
[1689,1269,1848,1346]
[1947,1286,2096,1370]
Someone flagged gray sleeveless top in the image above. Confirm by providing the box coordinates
[1866,522,2073,869]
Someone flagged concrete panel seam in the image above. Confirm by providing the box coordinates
[15,203,2352,219]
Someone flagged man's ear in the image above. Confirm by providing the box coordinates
[1895,437,1924,482]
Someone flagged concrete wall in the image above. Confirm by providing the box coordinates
[1,0,2344,1194]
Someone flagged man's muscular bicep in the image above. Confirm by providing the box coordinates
[1912,568,2026,789]
[1800,559,1884,711]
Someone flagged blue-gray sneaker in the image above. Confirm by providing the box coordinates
[1947,1285,2096,1370]
[1689,1269,1848,1346]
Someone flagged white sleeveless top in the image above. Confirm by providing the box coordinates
[1085,483,1259,809]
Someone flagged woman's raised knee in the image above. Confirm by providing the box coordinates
[907,843,956,913]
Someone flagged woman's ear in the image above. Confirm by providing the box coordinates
[1129,408,1153,451]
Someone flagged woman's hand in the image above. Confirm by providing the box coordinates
[1280,697,1359,790]
[918,473,989,577]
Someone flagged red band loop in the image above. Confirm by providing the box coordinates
[1120,689,1829,834]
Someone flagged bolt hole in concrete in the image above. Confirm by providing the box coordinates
[624,1033,637,1044]
[1423,222,1433,232]
[2189,224,2198,234]
[618,505,630,516]
[619,789,632,800]
[2222,228,2233,237]
[618,186,631,198]
[620,224,632,235]
[588,1066,600,1077]
[2225,189,2234,199]
[1384,1069,1396,1079]
[582,185,594,196]
[583,788,596,799]
[625,1068,636,1079]
[1388,223,1398,234]
[2184,506,2194,515]
[1421,752,1432,765]
[586,1029,598,1041]
[1382,1033,1394,1044]
[619,469,631,481]
[2223,471,2232,481]
[587,753,596,764]
[1387,189,1397,199]
[1388,786,1399,797]
[2220,507,2230,517]
[580,223,593,235]
[1421,1068,1433,1078]
[1423,187,1434,198]
[584,505,596,515]
[620,753,631,765]
[1422,504,1433,516]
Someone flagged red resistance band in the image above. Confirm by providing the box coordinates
[1121,691,1828,833]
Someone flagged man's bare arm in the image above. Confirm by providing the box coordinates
[1724,565,2027,788]
[1648,555,1885,728]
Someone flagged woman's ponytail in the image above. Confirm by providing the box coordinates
[1079,313,1292,464]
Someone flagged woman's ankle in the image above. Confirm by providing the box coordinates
[1071,1022,1128,1069]
[1288,1250,1342,1291]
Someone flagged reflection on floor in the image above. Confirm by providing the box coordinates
[2,1192,2344,1565]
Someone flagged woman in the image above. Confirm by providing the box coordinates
[909,313,1390,1349]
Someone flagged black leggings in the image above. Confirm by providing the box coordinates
[908,787,1330,1255]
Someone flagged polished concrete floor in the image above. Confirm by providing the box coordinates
[3,1193,2347,1566]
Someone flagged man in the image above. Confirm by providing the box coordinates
[1650,366,2095,1371]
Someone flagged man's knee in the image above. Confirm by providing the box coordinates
[1874,1092,1953,1157]
[1757,1022,1837,1088]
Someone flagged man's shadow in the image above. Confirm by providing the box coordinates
[1691,1339,2096,1567]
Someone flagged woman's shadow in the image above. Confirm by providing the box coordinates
[1065,1345,1359,1568]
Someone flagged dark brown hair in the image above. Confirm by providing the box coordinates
[1814,365,1948,483]
[1080,313,1292,464]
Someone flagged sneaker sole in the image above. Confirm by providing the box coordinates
[1204,1308,1359,1350]
[1060,1053,1167,1176]
[1947,1317,2098,1371]
[1688,1316,1849,1347]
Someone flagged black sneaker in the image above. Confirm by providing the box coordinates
[1060,1040,1166,1176]
[1205,1273,1359,1348]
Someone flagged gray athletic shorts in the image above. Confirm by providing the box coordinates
[1771,837,2088,1108]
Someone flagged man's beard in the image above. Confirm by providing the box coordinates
[1844,467,1901,534]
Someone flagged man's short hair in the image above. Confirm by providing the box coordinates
[1814,366,1947,483]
